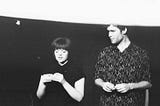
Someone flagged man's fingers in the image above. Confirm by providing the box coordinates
[103,86,112,92]
[121,90,127,93]
[103,87,112,92]
[117,87,128,93]
[117,88,124,92]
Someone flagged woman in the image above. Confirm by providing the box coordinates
[36,37,85,106]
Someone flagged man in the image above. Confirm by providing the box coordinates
[95,24,152,106]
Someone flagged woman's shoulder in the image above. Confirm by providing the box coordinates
[68,59,83,70]
[68,59,85,77]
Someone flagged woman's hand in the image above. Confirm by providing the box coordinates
[40,74,53,83]
[52,73,65,84]
[40,73,65,84]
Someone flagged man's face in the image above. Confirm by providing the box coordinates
[107,25,123,44]
[54,49,68,63]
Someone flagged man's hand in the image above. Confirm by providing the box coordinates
[115,83,131,93]
[102,82,115,92]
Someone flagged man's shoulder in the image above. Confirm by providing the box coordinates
[131,43,148,56]
[101,45,113,52]
[97,46,114,58]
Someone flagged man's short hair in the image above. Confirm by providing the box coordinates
[107,24,127,32]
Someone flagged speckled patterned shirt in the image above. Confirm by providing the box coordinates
[95,43,151,106]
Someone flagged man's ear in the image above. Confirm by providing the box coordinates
[122,28,127,34]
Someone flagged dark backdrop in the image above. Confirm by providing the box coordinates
[0,16,159,106]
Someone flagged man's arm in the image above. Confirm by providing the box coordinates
[115,81,152,93]
[95,78,115,92]
[128,81,152,90]
[95,78,104,88]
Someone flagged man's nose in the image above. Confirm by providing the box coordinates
[108,33,112,37]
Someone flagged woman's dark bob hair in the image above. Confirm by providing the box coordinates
[51,37,71,50]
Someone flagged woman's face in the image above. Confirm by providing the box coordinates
[54,49,69,63]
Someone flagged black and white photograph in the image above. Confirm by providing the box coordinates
[0,0,160,106]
